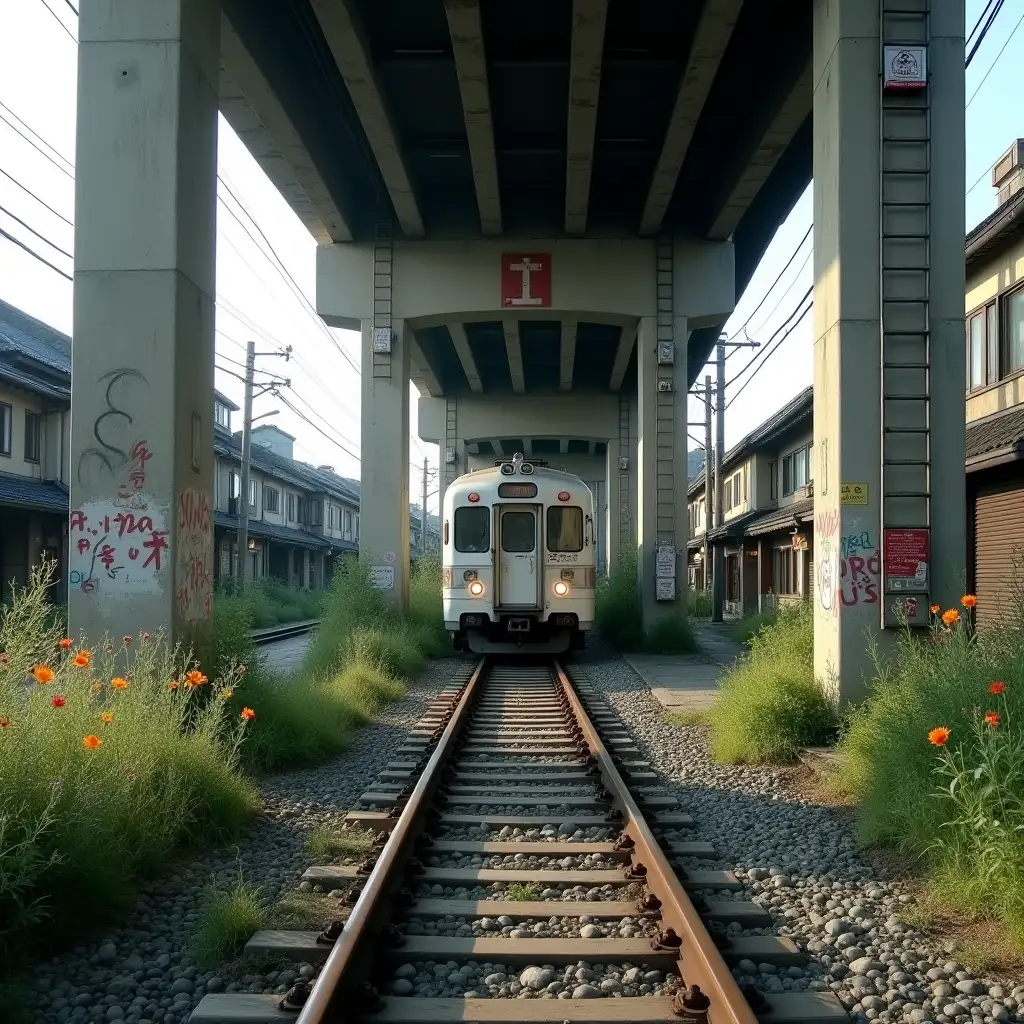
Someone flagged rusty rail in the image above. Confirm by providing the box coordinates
[553,660,759,1024]
[293,657,487,1024]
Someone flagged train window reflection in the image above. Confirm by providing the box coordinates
[454,506,490,553]
[501,511,536,552]
[546,506,583,553]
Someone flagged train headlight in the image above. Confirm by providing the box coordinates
[468,580,485,597]
[553,580,569,597]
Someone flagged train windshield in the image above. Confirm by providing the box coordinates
[546,506,583,552]
[454,506,490,553]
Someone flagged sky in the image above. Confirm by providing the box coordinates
[0,0,1020,500]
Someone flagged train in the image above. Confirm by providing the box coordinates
[441,453,597,655]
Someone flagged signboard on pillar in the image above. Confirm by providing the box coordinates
[883,47,927,91]
[884,528,929,592]
[501,254,551,308]
[370,566,395,590]
[655,577,675,601]
[655,545,676,578]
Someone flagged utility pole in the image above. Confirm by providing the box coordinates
[236,343,292,587]
[421,457,429,555]
[237,341,256,588]
[704,374,713,595]
[711,339,726,621]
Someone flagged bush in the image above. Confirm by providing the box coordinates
[0,566,258,970]
[835,598,1024,940]
[706,603,836,763]
[191,870,266,968]
[596,551,697,654]
[687,589,712,618]
[213,579,322,632]
[729,606,779,646]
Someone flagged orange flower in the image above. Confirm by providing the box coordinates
[961,595,977,609]
[240,707,256,721]
[91,682,103,693]
[140,631,151,643]
[100,711,113,725]
[184,670,208,688]
[928,726,951,746]
[929,604,940,614]
[941,609,959,626]
[223,689,233,699]
[58,638,72,649]
[32,664,55,685]
[51,695,66,708]
[110,677,128,691]
[169,680,179,691]
[990,681,1006,694]
[984,711,1000,727]
[0,716,9,728]
[0,652,8,665]
[82,734,102,750]
[72,650,91,668]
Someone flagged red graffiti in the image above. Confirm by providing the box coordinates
[113,512,154,538]
[76,538,90,555]
[97,544,117,571]
[142,530,169,571]
[840,552,880,606]
[817,507,840,538]
[178,490,211,533]
[128,546,140,560]
[70,510,86,532]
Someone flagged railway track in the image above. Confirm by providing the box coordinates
[250,620,321,646]
[190,658,849,1024]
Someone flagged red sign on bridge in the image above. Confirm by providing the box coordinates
[501,253,551,308]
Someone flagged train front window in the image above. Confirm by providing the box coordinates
[501,511,536,552]
[454,506,490,553]
[547,506,583,553]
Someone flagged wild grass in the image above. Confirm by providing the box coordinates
[505,883,543,901]
[0,565,258,972]
[834,594,1024,946]
[214,578,323,631]
[595,551,698,654]
[306,826,376,860]
[687,589,712,618]
[191,870,267,968]
[705,602,837,763]
[729,606,779,646]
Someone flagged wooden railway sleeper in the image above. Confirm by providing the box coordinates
[674,984,712,1024]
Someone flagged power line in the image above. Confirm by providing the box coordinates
[284,386,362,455]
[0,166,74,226]
[0,225,73,280]
[0,101,75,174]
[725,286,812,389]
[967,0,999,48]
[0,203,72,259]
[0,111,74,179]
[37,0,77,42]
[61,0,79,15]
[966,7,1023,108]
[275,391,361,463]
[965,0,1004,67]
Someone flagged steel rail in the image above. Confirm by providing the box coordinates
[293,656,488,1024]
[553,660,759,1024]
[250,619,321,645]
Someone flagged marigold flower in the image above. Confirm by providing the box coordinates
[82,734,102,750]
[123,635,132,645]
[110,677,128,691]
[240,707,256,721]
[184,670,208,688]
[58,638,72,649]
[984,711,1000,727]
[169,680,179,691]
[928,726,951,746]
[91,682,103,692]
[32,664,55,684]
[941,609,959,626]
[0,716,9,728]
[72,650,91,668]
[929,604,940,614]
[223,689,233,699]
[961,595,977,609]
[100,711,113,725]
[51,695,66,708]
[990,681,1006,694]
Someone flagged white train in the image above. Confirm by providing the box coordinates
[442,454,597,655]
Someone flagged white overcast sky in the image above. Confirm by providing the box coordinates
[0,0,1020,501]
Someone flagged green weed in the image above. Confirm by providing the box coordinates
[306,827,376,860]
[729,607,779,646]
[192,870,266,968]
[505,883,542,901]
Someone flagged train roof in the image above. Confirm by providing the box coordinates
[445,464,592,496]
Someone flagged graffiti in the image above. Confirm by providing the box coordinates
[817,507,841,538]
[817,539,837,613]
[840,530,874,560]
[115,439,152,509]
[68,499,168,597]
[175,489,213,621]
[839,549,880,605]
[76,368,149,485]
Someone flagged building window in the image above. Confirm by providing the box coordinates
[774,546,798,595]
[249,478,257,508]
[355,514,359,539]
[287,493,297,520]
[769,461,777,500]
[344,509,352,536]
[1007,288,1024,376]
[0,403,11,457]
[214,401,230,429]
[308,500,322,527]
[782,447,808,496]
[264,485,280,514]
[297,496,306,523]
[24,411,41,463]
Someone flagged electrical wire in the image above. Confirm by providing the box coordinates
[283,386,362,455]
[724,286,812,389]
[275,392,361,463]
[0,111,74,179]
[967,0,999,48]
[966,0,1004,67]
[61,0,79,15]
[0,203,72,259]
[0,167,74,226]
[0,225,72,279]
[38,0,77,42]
[966,7,1024,108]
[0,102,74,175]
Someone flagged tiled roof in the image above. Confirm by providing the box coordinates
[213,512,354,551]
[0,299,71,372]
[743,496,814,537]
[707,508,763,541]
[0,471,69,513]
[965,406,1024,463]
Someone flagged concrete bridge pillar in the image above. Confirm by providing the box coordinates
[69,0,219,645]
[812,0,965,700]
[359,318,411,612]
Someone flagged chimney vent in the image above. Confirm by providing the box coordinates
[993,140,1024,204]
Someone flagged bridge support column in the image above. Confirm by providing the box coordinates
[636,314,689,630]
[360,318,411,612]
[69,0,219,645]
[812,0,965,701]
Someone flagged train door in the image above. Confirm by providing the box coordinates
[498,505,539,607]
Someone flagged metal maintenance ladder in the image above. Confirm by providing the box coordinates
[879,1,932,626]
[617,392,632,556]
[654,238,678,599]
[371,218,394,380]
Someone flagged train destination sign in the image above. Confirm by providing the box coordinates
[498,482,538,498]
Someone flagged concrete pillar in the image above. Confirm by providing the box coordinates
[812,0,964,701]
[69,0,219,644]
[635,314,688,628]
[360,318,411,612]
[604,444,620,576]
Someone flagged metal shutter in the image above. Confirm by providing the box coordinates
[807,551,815,600]
[974,482,1024,631]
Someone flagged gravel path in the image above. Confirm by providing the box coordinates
[26,658,460,1024]
[576,643,1024,1024]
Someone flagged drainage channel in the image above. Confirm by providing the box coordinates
[190,658,849,1024]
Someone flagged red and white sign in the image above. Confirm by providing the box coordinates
[884,528,929,590]
[501,253,551,308]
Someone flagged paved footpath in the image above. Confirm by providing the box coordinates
[622,621,744,711]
